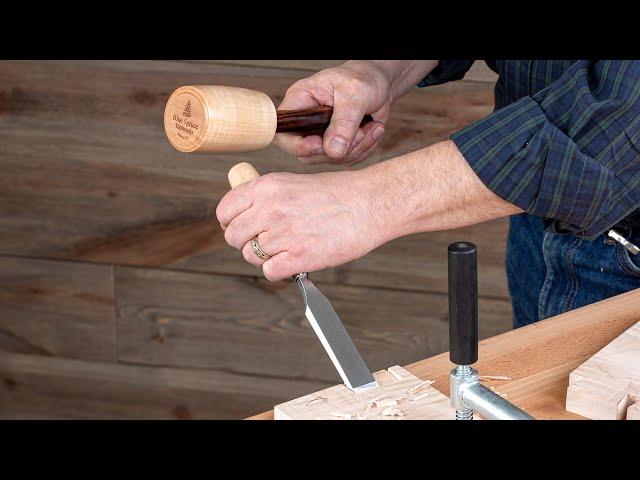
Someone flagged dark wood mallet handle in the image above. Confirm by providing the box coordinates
[276,106,374,137]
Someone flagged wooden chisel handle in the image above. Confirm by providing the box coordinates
[276,106,374,137]
[228,162,260,189]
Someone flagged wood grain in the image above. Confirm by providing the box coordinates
[115,266,512,384]
[0,256,116,361]
[0,350,329,419]
[0,60,505,297]
[274,366,454,420]
[249,288,640,419]
[566,320,640,420]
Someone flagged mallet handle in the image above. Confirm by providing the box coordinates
[276,106,374,137]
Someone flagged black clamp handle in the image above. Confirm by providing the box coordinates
[448,242,478,366]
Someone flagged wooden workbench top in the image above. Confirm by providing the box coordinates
[248,289,640,420]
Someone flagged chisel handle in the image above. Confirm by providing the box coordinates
[228,162,260,189]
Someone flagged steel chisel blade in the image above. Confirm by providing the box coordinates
[296,274,378,392]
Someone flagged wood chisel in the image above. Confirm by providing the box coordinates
[228,162,378,392]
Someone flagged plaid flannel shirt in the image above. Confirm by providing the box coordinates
[419,60,640,239]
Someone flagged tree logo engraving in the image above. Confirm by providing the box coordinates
[183,100,192,118]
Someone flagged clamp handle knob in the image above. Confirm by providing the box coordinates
[448,242,478,366]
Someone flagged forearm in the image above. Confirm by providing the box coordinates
[360,139,522,244]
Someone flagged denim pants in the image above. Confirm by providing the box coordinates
[506,213,640,328]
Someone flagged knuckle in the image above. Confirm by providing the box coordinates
[271,203,288,220]
[343,75,367,93]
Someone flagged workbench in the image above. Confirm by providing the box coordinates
[248,289,640,420]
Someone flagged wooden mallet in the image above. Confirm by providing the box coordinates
[164,85,373,153]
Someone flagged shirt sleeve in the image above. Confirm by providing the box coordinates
[450,60,640,239]
[417,60,475,87]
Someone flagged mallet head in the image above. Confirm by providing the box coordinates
[164,85,277,153]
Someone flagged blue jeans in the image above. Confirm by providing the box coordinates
[506,213,640,328]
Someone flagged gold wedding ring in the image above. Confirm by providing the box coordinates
[251,236,271,260]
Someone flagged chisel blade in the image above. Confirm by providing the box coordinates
[296,273,378,392]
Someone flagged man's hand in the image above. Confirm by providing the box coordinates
[273,60,439,166]
[216,170,386,281]
[216,140,522,281]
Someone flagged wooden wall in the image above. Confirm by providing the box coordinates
[0,60,509,419]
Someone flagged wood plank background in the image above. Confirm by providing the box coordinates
[0,60,508,419]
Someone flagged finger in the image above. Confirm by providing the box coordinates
[242,239,265,268]
[216,183,254,228]
[345,131,386,167]
[262,251,298,282]
[344,122,385,164]
[277,84,320,111]
[224,206,268,250]
[323,90,370,159]
[296,129,366,165]
[272,132,324,157]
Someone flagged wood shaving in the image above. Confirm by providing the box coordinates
[330,412,352,420]
[382,406,405,417]
[478,375,511,381]
[407,379,435,395]
[388,368,405,381]
[411,390,438,401]
[370,398,398,408]
[488,386,508,398]
[294,396,326,408]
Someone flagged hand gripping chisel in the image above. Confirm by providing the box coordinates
[227,162,378,392]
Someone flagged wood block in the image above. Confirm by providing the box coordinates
[274,366,455,420]
[626,402,640,420]
[566,320,640,420]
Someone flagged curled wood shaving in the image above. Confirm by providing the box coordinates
[388,368,405,381]
[479,375,511,382]
[382,406,405,417]
[330,412,352,420]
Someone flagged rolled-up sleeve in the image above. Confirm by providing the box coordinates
[450,60,640,239]
[418,60,475,87]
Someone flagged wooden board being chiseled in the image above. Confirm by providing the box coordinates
[274,366,455,420]
[566,320,640,420]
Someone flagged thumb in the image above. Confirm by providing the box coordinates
[323,93,369,159]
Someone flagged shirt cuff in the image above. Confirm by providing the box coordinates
[451,96,618,239]
[417,60,475,87]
